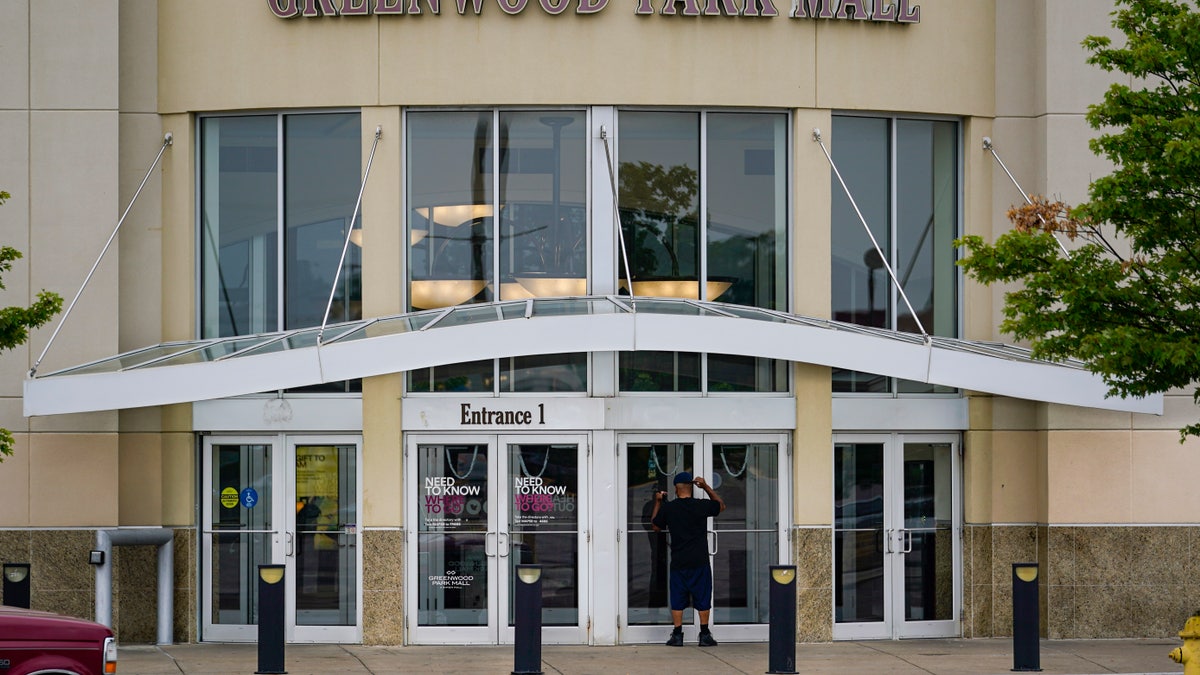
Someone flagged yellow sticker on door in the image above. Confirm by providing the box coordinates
[221,486,239,509]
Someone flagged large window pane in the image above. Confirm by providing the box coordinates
[896,121,958,394]
[408,112,495,311]
[619,112,700,296]
[201,116,279,339]
[285,113,362,330]
[707,113,787,311]
[499,112,588,300]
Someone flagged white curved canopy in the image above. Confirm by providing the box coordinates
[23,296,1161,416]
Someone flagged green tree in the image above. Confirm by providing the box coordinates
[0,189,64,460]
[957,0,1200,437]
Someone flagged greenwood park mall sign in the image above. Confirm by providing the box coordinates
[268,0,920,20]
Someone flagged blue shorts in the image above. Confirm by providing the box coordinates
[668,566,713,611]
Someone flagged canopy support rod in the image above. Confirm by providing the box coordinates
[812,128,927,338]
[600,125,636,309]
[319,125,382,345]
[982,136,1069,256]
[30,132,173,377]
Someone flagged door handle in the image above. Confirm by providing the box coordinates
[900,529,914,554]
[884,528,892,554]
[286,532,294,557]
[499,532,510,558]
[707,531,717,556]
[485,532,496,558]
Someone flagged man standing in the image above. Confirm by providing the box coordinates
[651,471,726,647]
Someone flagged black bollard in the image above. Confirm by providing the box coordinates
[2,563,30,609]
[256,565,287,674]
[1011,562,1041,672]
[767,565,798,674]
[513,565,544,675]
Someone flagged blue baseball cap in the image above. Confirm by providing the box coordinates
[673,472,693,485]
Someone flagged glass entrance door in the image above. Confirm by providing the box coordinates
[202,436,362,643]
[832,434,960,639]
[619,434,787,644]
[406,434,588,644]
[289,439,360,642]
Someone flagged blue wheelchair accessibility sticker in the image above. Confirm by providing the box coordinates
[240,487,259,509]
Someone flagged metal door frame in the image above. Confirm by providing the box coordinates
[201,434,363,643]
[405,433,590,645]
[616,433,790,644]
[831,433,961,640]
[286,435,364,643]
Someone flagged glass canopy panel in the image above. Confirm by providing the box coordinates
[627,299,711,316]
[224,327,323,358]
[435,305,503,329]
[44,343,204,376]
[139,336,287,368]
[530,298,620,317]
[704,305,791,324]
[331,315,425,343]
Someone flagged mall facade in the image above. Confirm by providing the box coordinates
[0,0,1194,646]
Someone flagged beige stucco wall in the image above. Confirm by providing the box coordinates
[0,1,124,527]
[157,0,996,115]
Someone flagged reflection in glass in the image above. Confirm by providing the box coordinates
[830,117,890,393]
[618,112,700,296]
[896,121,958,394]
[708,354,787,393]
[706,113,787,311]
[294,445,357,626]
[417,444,490,626]
[902,443,953,622]
[834,442,885,624]
[499,112,587,300]
[508,444,579,626]
[285,114,362,330]
[619,351,700,392]
[210,444,272,625]
[201,116,278,339]
[625,443,694,625]
[503,353,587,393]
[408,112,495,310]
[711,443,778,624]
[410,359,494,393]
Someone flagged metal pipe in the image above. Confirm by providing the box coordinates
[983,136,1070,256]
[319,125,382,345]
[600,125,636,309]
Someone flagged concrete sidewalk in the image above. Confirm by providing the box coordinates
[117,639,1185,674]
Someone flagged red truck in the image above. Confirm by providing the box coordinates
[0,605,117,675]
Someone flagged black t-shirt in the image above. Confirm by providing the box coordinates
[651,497,721,569]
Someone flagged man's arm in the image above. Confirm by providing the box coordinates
[693,476,725,512]
[650,490,667,531]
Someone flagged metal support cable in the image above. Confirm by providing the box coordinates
[30,132,174,377]
[982,136,1070,256]
[812,128,928,338]
[319,125,382,345]
[600,125,636,309]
